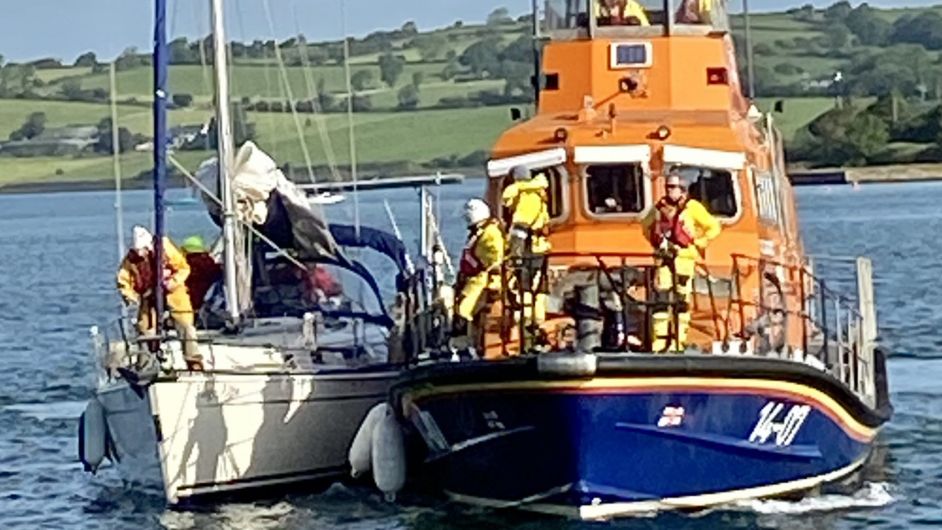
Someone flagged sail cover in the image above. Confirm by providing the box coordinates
[195,141,347,264]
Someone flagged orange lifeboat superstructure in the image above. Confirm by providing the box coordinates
[480,0,804,355]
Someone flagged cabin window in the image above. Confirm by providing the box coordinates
[584,164,646,215]
[497,165,569,226]
[673,165,739,219]
[754,170,782,227]
[673,0,730,32]
[546,0,590,30]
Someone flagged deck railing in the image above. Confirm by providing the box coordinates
[489,251,877,406]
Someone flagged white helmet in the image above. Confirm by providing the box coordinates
[464,198,491,226]
[131,225,154,252]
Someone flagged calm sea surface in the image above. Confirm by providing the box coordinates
[0,180,940,529]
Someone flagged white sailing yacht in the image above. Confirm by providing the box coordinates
[77,0,447,504]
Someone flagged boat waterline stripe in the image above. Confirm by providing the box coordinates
[577,456,869,520]
[174,464,347,494]
[405,377,876,441]
[443,456,868,520]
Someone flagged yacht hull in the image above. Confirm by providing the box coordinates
[96,368,397,504]
[392,355,891,520]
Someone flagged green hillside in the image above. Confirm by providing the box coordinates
[3,3,942,187]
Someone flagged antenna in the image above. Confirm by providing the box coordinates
[531,0,541,106]
[743,0,756,99]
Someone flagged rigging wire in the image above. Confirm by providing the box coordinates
[291,1,342,184]
[261,0,319,185]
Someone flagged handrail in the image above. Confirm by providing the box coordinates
[484,250,877,406]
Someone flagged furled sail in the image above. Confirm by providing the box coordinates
[195,141,347,264]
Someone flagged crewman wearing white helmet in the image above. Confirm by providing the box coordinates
[117,225,203,370]
[451,198,505,354]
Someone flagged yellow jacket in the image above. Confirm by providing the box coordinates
[456,219,505,320]
[642,198,721,262]
[502,174,551,254]
[117,237,191,304]
[594,0,650,26]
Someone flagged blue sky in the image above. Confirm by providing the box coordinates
[1,0,940,63]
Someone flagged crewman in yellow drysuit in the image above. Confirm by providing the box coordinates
[117,225,202,370]
[642,171,721,353]
[451,199,505,354]
[502,165,551,346]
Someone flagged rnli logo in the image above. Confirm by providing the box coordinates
[657,406,685,428]
[749,401,811,447]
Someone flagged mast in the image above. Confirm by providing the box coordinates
[210,0,241,323]
[153,0,168,334]
[110,62,125,261]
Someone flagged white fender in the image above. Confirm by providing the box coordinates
[79,398,107,474]
[371,406,406,501]
[348,403,387,478]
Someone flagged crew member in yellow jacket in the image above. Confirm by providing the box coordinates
[502,165,551,341]
[642,172,721,353]
[451,199,505,354]
[594,0,650,26]
[117,225,202,370]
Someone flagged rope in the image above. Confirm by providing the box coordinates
[261,0,318,185]
[292,1,342,184]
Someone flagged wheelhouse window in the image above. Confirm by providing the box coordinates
[496,165,568,226]
[594,0,666,27]
[585,164,646,215]
[673,165,739,218]
[674,0,729,31]
[545,0,590,31]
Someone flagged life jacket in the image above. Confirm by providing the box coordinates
[650,198,696,249]
[459,219,500,277]
[128,252,157,295]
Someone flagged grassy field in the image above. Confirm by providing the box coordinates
[3,5,939,188]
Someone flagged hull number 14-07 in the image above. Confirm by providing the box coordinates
[748,401,811,447]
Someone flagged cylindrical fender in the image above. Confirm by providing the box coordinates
[371,407,406,501]
[78,398,107,474]
[348,403,387,478]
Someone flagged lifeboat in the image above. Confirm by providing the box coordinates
[388,0,893,519]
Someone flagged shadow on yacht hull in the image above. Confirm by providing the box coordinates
[93,368,398,504]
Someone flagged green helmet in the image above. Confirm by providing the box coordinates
[181,235,205,253]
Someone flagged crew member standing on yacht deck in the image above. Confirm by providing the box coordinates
[642,171,720,353]
[451,199,505,355]
[117,226,203,370]
[502,165,551,346]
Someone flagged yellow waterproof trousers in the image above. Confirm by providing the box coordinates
[651,257,695,353]
[137,288,201,362]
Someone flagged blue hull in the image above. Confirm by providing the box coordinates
[396,362,884,518]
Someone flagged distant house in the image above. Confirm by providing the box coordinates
[0,124,99,157]
[169,124,209,150]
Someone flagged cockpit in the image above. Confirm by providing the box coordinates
[544,0,730,37]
